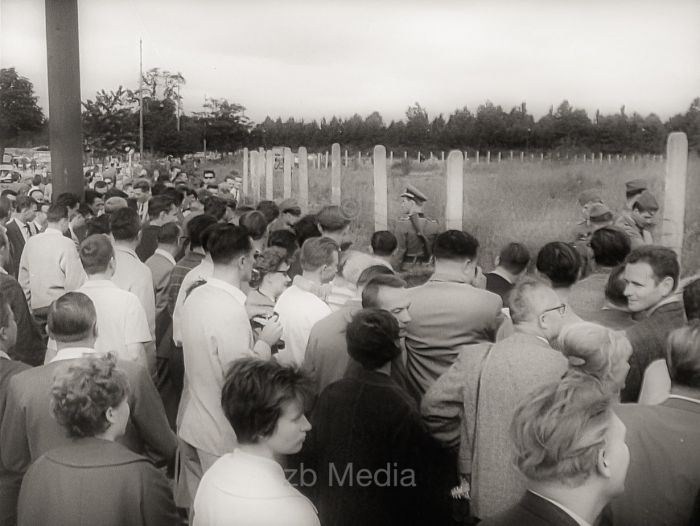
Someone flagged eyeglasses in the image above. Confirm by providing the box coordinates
[540,304,567,317]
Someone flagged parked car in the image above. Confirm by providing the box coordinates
[0,164,22,183]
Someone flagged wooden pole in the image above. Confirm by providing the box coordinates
[446,151,464,230]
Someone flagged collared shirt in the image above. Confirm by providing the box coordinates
[49,347,96,363]
[154,248,176,267]
[529,491,591,526]
[172,254,213,346]
[18,226,86,309]
[112,244,155,337]
[0,350,11,360]
[178,278,269,456]
[77,280,151,361]
[11,218,33,242]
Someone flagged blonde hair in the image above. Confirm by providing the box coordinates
[558,322,632,394]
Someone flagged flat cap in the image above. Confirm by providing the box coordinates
[634,190,659,211]
[400,184,428,203]
[278,198,301,213]
[588,203,613,222]
[625,179,648,193]
[104,197,128,213]
[317,205,351,230]
[577,189,602,207]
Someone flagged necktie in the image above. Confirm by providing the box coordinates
[25,224,33,237]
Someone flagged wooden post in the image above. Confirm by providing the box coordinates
[486,151,491,164]
[520,151,524,162]
[464,151,468,161]
[476,151,480,164]
[417,151,421,162]
[441,151,445,161]
[540,153,544,162]
[430,152,434,161]
[661,132,688,257]
[404,151,407,160]
[344,150,348,168]
[298,147,309,213]
[283,147,292,199]
[250,150,260,203]
[446,150,464,230]
[389,151,393,165]
[324,151,329,169]
[498,152,502,163]
[265,150,274,200]
[358,151,362,163]
[510,151,513,161]
[608,154,612,164]
[242,148,249,199]
[583,153,587,163]
[331,143,341,205]
[373,145,388,231]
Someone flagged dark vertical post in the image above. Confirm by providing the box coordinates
[45,0,84,199]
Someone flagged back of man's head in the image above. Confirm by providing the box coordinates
[433,230,479,262]
[590,228,631,268]
[256,200,279,223]
[268,229,299,259]
[0,197,12,222]
[147,195,175,219]
[187,214,218,251]
[55,192,80,210]
[158,222,181,245]
[509,277,553,324]
[316,205,350,233]
[625,245,679,291]
[346,308,401,370]
[499,242,530,275]
[536,242,581,288]
[371,230,398,257]
[79,234,113,275]
[206,224,252,265]
[46,204,69,224]
[109,207,141,241]
[356,265,395,290]
[362,274,407,308]
[300,236,339,272]
[632,191,659,213]
[683,278,700,322]
[15,195,35,214]
[667,322,700,389]
[48,292,97,343]
[203,196,226,221]
[0,299,13,343]
[240,210,268,241]
[604,265,628,309]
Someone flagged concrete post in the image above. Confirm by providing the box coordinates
[661,132,688,257]
[242,148,249,199]
[441,151,445,161]
[373,145,388,231]
[283,147,292,199]
[486,151,491,164]
[250,150,260,203]
[298,147,309,213]
[389,151,394,165]
[344,150,348,168]
[446,150,464,230]
[331,143,341,205]
[265,150,274,200]
[476,151,480,164]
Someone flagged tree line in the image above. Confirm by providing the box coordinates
[1,67,699,158]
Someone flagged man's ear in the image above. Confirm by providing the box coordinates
[494,255,501,267]
[659,276,675,298]
[597,447,612,479]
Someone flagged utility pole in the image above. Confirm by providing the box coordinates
[139,38,144,159]
[176,81,180,131]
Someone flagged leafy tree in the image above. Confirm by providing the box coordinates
[196,97,251,152]
[405,102,430,145]
[82,86,138,156]
[0,67,45,142]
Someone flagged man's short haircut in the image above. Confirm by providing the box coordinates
[187,214,218,250]
[240,210,268,240]
[362,274,407,309]
[590,227,631,268]
[340,251,385,286]
[147,195,175,219]
[346,308,402,370]
[157,222,181,245]
[151,182,167,196]
[356,265,396,289]
[508,277,550,324]
[46,204,68,223]
[0,197,13,221]
[133,180,151,193]
[206,224,252,264]
[256,200,279,223]
[55,192,80,210]
[108,207,141,241]
[79,234,114,275]
[14,195,36,213]
[0,230,8,252]
[299,237,339,272]
[84,190,102,206]
[683,278,700,321]
[48,292,97,343]
[316,205,350,232]
[499,242,531,274]
[604,265,628,309]
[203,196,226,220]
[0,298,11,331]
[536,242,582,288]
[295,214,321,246]
[221,357,312,445]
[510,374,614,486]
[268,229,299,259]
[371,230,398,256]
[433,230,479,261]
[104,188,129,201]
[93,181,107,191]
[625,245,680,291]
[666,321,700,389]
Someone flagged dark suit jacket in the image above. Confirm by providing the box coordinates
[17,438,177,526]
[485,272,514,306]
[479,491,581,526]
[622,300,686,402]
[0,273,45,366]
[612,397,700,526]
[135,224,161,262]
[5,221,26,278]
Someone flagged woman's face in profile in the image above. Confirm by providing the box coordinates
[265,399,311,456]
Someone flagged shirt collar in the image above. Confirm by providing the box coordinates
[207,277,247,305]
[0,266,7,275]
[529,491,592,526]
[154,248,176,266]
[82,279,118,289]
[50,347,97,363]
[0,350,11,360]
[490,268,514,284]
[429,270,472,285]
[645,295,682,317]
[114,245,138,259]
[44,227,63,235]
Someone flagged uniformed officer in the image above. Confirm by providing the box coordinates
[572,189,603,243]
[393,184,440,270]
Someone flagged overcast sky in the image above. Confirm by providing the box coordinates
[2,0,699,123]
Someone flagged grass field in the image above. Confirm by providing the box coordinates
[208,151,700,276]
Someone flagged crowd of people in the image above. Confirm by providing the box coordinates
[0,165,698,526]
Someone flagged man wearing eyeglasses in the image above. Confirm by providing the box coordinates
[421,277,569,521]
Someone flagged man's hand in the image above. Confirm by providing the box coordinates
[259,319,283,347]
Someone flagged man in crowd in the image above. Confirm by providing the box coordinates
[0,293,176,518]
[84,190,104,217]
[404,230,504,397]
[621,245,686,402]
[369,230,398,268]
[569,227,632,329]
[421,278,569,519]
[393,185,439,270]
[5,196,38,277]
[178,224,282,503]
[316,205,352,250]
[484,242,530,307]
[615,190,658,249]
[623,178,648,212]
[133,180,152,223]
[480,375,629,526]
[612,323,700,526]
[572,189,603,244]
[136,195,179,262]
[18,204,86,329]
[275,236,339,365]
[268,198,301,233]
[146,222,183,343]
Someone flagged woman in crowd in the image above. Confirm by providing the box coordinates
[17,354,177,526]
[246,246,291,320]
[193,357,318,526]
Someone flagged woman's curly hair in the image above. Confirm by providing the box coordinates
[50,353,130,438]
[249,246,289,289]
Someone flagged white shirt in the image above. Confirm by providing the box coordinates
[18,227,86,309]
[78,280,151,361]
[178,278,270,456]
[49,347,96,363]
[11,218,34,242]
[194,449,319,526]
[172,255,214,346]
[275,284,331,365]
[111,245,155,337]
